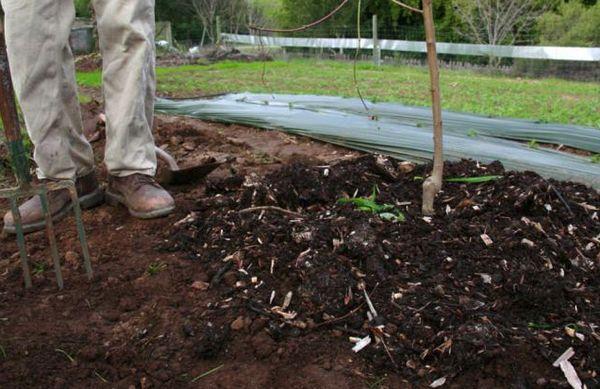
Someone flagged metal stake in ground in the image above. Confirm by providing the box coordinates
[0,16,93,289]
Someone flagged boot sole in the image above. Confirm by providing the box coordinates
[104,190,175,219]
[2,189,105,235]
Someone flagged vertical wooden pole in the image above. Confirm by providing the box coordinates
[215,16,222,45]
[421,0,443,215]
[373,15,381,66]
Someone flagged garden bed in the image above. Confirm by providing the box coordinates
[0,111,598,388]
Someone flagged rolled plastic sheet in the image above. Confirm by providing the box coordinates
[155,93,600,189]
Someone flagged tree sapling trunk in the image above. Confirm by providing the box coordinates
[421,0,443,216]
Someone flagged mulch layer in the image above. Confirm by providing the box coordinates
[170,155,599,387]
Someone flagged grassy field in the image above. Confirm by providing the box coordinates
[76,59,600,128]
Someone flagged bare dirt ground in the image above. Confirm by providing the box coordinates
[0,102,598,388]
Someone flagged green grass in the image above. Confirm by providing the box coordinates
[76,59,600,128]
[147,262,167,276]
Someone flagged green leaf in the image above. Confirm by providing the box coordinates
[446,175,502,184]
[528,139,539,149]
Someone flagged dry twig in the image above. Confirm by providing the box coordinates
[239,206,304,218]
[390,0,423,14]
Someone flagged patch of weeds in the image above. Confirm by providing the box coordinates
[590,154,600,164]
[338,186,405,222]
[148,262,167,276]
[32,262,46,276]
[528,139,539,149]
[467,129,478,137]
[0,344,6,359]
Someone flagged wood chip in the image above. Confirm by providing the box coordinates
[271,308,297,320]
[559,360,584,389]
[480,234,493,247]
[430,377,447,388]
[578,202,598,211]
[521,238,535,248]
[282,291,293,310]
[191,281,210,291]
[174,212,197,227]
[553,347,575,367]
[352,336,372,353]
[477,273,492,284]
[363,289,378,318]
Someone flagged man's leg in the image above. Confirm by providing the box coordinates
[1,0,102,234]
[94,0,174,218]
[2,0,94,179]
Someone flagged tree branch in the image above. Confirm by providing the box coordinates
[390,0,423,14]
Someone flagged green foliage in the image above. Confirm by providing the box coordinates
[591,154,600,163]
[74,0,92,18]
[537,1,600,46]
[32,262,46,276]
[338,187,405,222]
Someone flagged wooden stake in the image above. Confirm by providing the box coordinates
[421,0,444,215]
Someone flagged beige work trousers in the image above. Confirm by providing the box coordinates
[1,0,157,179]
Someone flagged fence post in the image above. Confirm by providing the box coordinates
[165,22,173,47]
[373,14,381,67]
[215,16,221,45]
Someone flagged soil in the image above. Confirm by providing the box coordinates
[0,103,598,389]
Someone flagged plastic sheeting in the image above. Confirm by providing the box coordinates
[155,93,600,189]
[227,93,600,154]
[223,34,600,62]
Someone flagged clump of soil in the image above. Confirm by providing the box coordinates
[172,156,600,387]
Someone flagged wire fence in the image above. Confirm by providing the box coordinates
[168,22,600,82]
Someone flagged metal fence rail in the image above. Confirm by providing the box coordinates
[223,33,600,62]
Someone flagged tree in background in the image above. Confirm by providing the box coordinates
[247,0,283,27]
[451,0,553,47]
[537,0,600,47]
[156,0,278,43]
[277,0,459,40]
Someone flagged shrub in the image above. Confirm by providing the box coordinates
[537,1,600,47]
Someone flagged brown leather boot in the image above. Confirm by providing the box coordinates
[2,172,104,235]
[105,174,175,219]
